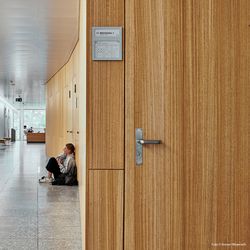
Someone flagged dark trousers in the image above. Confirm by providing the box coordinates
[46,157,61,179]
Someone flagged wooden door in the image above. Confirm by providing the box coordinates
[72,76,79,164]
[125,1,250,250]
[68,84,73,142]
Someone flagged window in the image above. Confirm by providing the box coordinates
[23,110,46,131]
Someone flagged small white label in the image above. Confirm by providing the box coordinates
[95,29,120,38]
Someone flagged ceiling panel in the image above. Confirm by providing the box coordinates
[0,0,79,108]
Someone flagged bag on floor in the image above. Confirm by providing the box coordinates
[52,165,78,186]
[52,173,66,185]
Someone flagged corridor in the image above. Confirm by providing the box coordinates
[0,142,82,250]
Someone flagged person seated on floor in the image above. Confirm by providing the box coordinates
[39,143,78,185]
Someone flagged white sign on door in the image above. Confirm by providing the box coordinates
[92,27,123,61]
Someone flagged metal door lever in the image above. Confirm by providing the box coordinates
[137,139,161,145]
[136,128,161,165]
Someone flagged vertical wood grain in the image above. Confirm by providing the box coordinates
[183,1,215,248]
[183,0,250,249]
[125,0,250,249]
[87,0,125,169]
[87,170,124,250]
[46,43,80,157]
[125,0,184,249]
[86,0,125,248]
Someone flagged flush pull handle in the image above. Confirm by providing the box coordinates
[135,128,161,166]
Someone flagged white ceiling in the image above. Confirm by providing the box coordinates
[0,0,79,108]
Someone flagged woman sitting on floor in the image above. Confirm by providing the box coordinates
[39,143,78,185]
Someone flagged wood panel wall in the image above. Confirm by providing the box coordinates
[46,43,80,165]
[86,0,125,249]
[87,0,125,170]
[183,1,250,248]
[46,2,87,249]
[88,170,124,250]
[47,1,250,249]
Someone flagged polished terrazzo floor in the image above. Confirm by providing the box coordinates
[0,142,82,250]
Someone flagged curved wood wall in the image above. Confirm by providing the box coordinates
[46,43,80,165]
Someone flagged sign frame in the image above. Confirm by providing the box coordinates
[92,27,123,61]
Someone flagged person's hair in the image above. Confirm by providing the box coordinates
[66,143,75,156]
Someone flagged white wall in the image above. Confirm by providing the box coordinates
[0,101,15,139]
[0,102,4,138]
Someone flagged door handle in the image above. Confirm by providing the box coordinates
[136,128,161,166]
[137,139,161,145]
